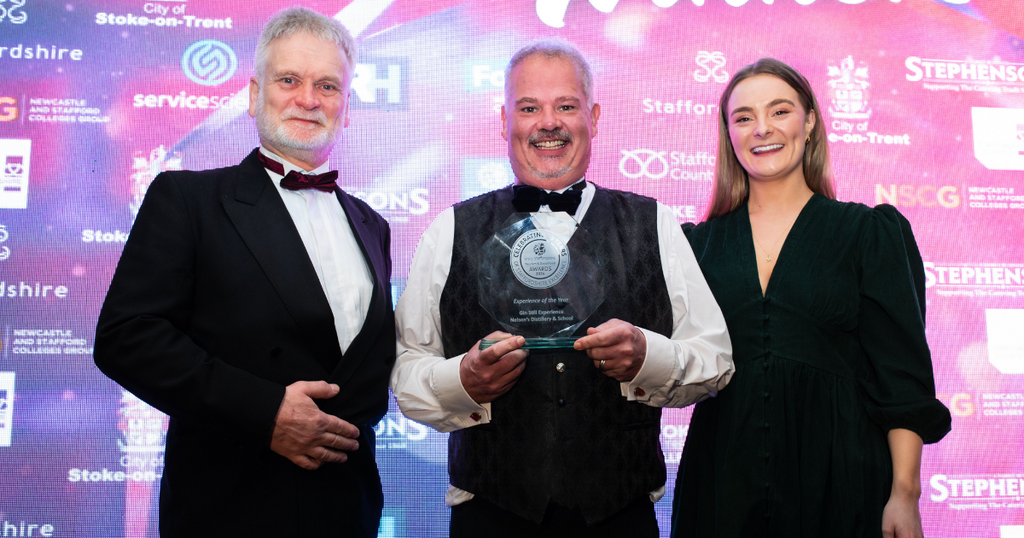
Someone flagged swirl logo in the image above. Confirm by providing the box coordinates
[694,51,729,83]
[619,149,669,180]
[0,0,28,24]
[181,40,237,87]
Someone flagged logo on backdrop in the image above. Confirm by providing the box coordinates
[130,146,183,219]
[825,56,910,146]
[68,390,168,484]
[667,205,699,222]
[827,56,871,120]
[374,411,429,450]
[929,473,1024,509]
[620,150,668,180]
[0,372,14,447]
[181,39,237,86]
[0,224,9,261]
[0,281,68,300]
[986,309,1024,375]
[464,59,506,93]
[0,97,17,122]
[535,0,928,28]
[132,91,248,111]
[9,328,91,355]
[0,0,27,24]
[96,2,233,30]
[0,139,30,209]
[972,108,1024,171]
[25,97,110,124]
[905,56,1024,95]
[874,184,959,209]
[619,149,714,182]
[372,405,447,465]
[346,188,429,224]
[979,392,1024,417]
[965,185,1024,212]
[694,51,728,83]
[925,262,1024,298]
[660,421,690,464]
[460,158,513,201]
[641,98,718,117]
[0,43,82,62]
[351,58,407,110]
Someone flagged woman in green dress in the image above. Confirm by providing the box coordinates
[670,58,951,538]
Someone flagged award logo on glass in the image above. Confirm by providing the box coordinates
[478,212,604,350]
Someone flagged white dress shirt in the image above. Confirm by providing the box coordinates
[390,180,735,506]
[260,148,373,355]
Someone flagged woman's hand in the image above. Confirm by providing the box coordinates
[883,428,925,538]
[881,489,923,538]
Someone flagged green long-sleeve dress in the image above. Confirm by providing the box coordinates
[672,194,951,538]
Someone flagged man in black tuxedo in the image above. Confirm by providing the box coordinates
[95,7,393,537]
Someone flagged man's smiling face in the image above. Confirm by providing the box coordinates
[501,54,600,190]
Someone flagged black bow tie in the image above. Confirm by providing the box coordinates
[511,181,585,215]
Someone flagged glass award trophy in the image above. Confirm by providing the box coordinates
[478,212,604,350]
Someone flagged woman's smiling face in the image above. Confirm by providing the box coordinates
[727,74,816,186]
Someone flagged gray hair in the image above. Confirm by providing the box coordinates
[504,38,595,110]
[254,7,358,83]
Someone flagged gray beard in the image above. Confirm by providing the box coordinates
[255,90,339,153]
[530,163,573,179]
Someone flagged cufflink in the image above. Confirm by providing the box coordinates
[470,412,481,422]
[634,387,646,397]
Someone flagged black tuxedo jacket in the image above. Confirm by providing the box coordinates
[95,149,395,537]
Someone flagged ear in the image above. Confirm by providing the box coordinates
[248,77,260,118]
[501,105,508,141]
[589,103,601,138]
[805,109,817,137]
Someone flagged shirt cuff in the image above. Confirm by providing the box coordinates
[432,352,492,429]
[620,328,676,402]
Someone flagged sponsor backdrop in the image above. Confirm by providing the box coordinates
[1,0,1022,536]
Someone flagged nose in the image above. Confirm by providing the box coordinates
[753,114,772,138]
[538,106,561,131]
[294,82,320,110]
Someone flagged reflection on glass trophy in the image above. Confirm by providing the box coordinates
[478,212,604,349]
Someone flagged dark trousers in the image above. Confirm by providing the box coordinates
[450,495,660,538]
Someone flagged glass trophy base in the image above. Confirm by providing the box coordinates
[479,337,579,350]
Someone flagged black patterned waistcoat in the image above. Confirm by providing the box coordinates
[439,185,673,524]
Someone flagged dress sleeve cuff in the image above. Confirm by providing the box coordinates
[621,328,676,402]
[432,352,491,428]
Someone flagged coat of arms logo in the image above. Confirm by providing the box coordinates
[827,56,872,120]
[130,146,183,219]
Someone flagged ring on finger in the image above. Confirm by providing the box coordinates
[599,359,606,371]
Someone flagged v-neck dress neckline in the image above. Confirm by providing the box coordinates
[742,193,820,299]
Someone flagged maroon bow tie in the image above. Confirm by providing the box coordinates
[258,152,338,193]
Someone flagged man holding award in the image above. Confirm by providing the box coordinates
[391,38,733,536]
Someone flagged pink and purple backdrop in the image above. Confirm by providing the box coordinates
[1,0,1022,536]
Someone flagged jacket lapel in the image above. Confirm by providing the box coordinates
[329,189,390,386]
[220,149,338,375]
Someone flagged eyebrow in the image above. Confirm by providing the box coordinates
[273,70,342,85]
[729,98,796,117]
[514,96,582,107]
